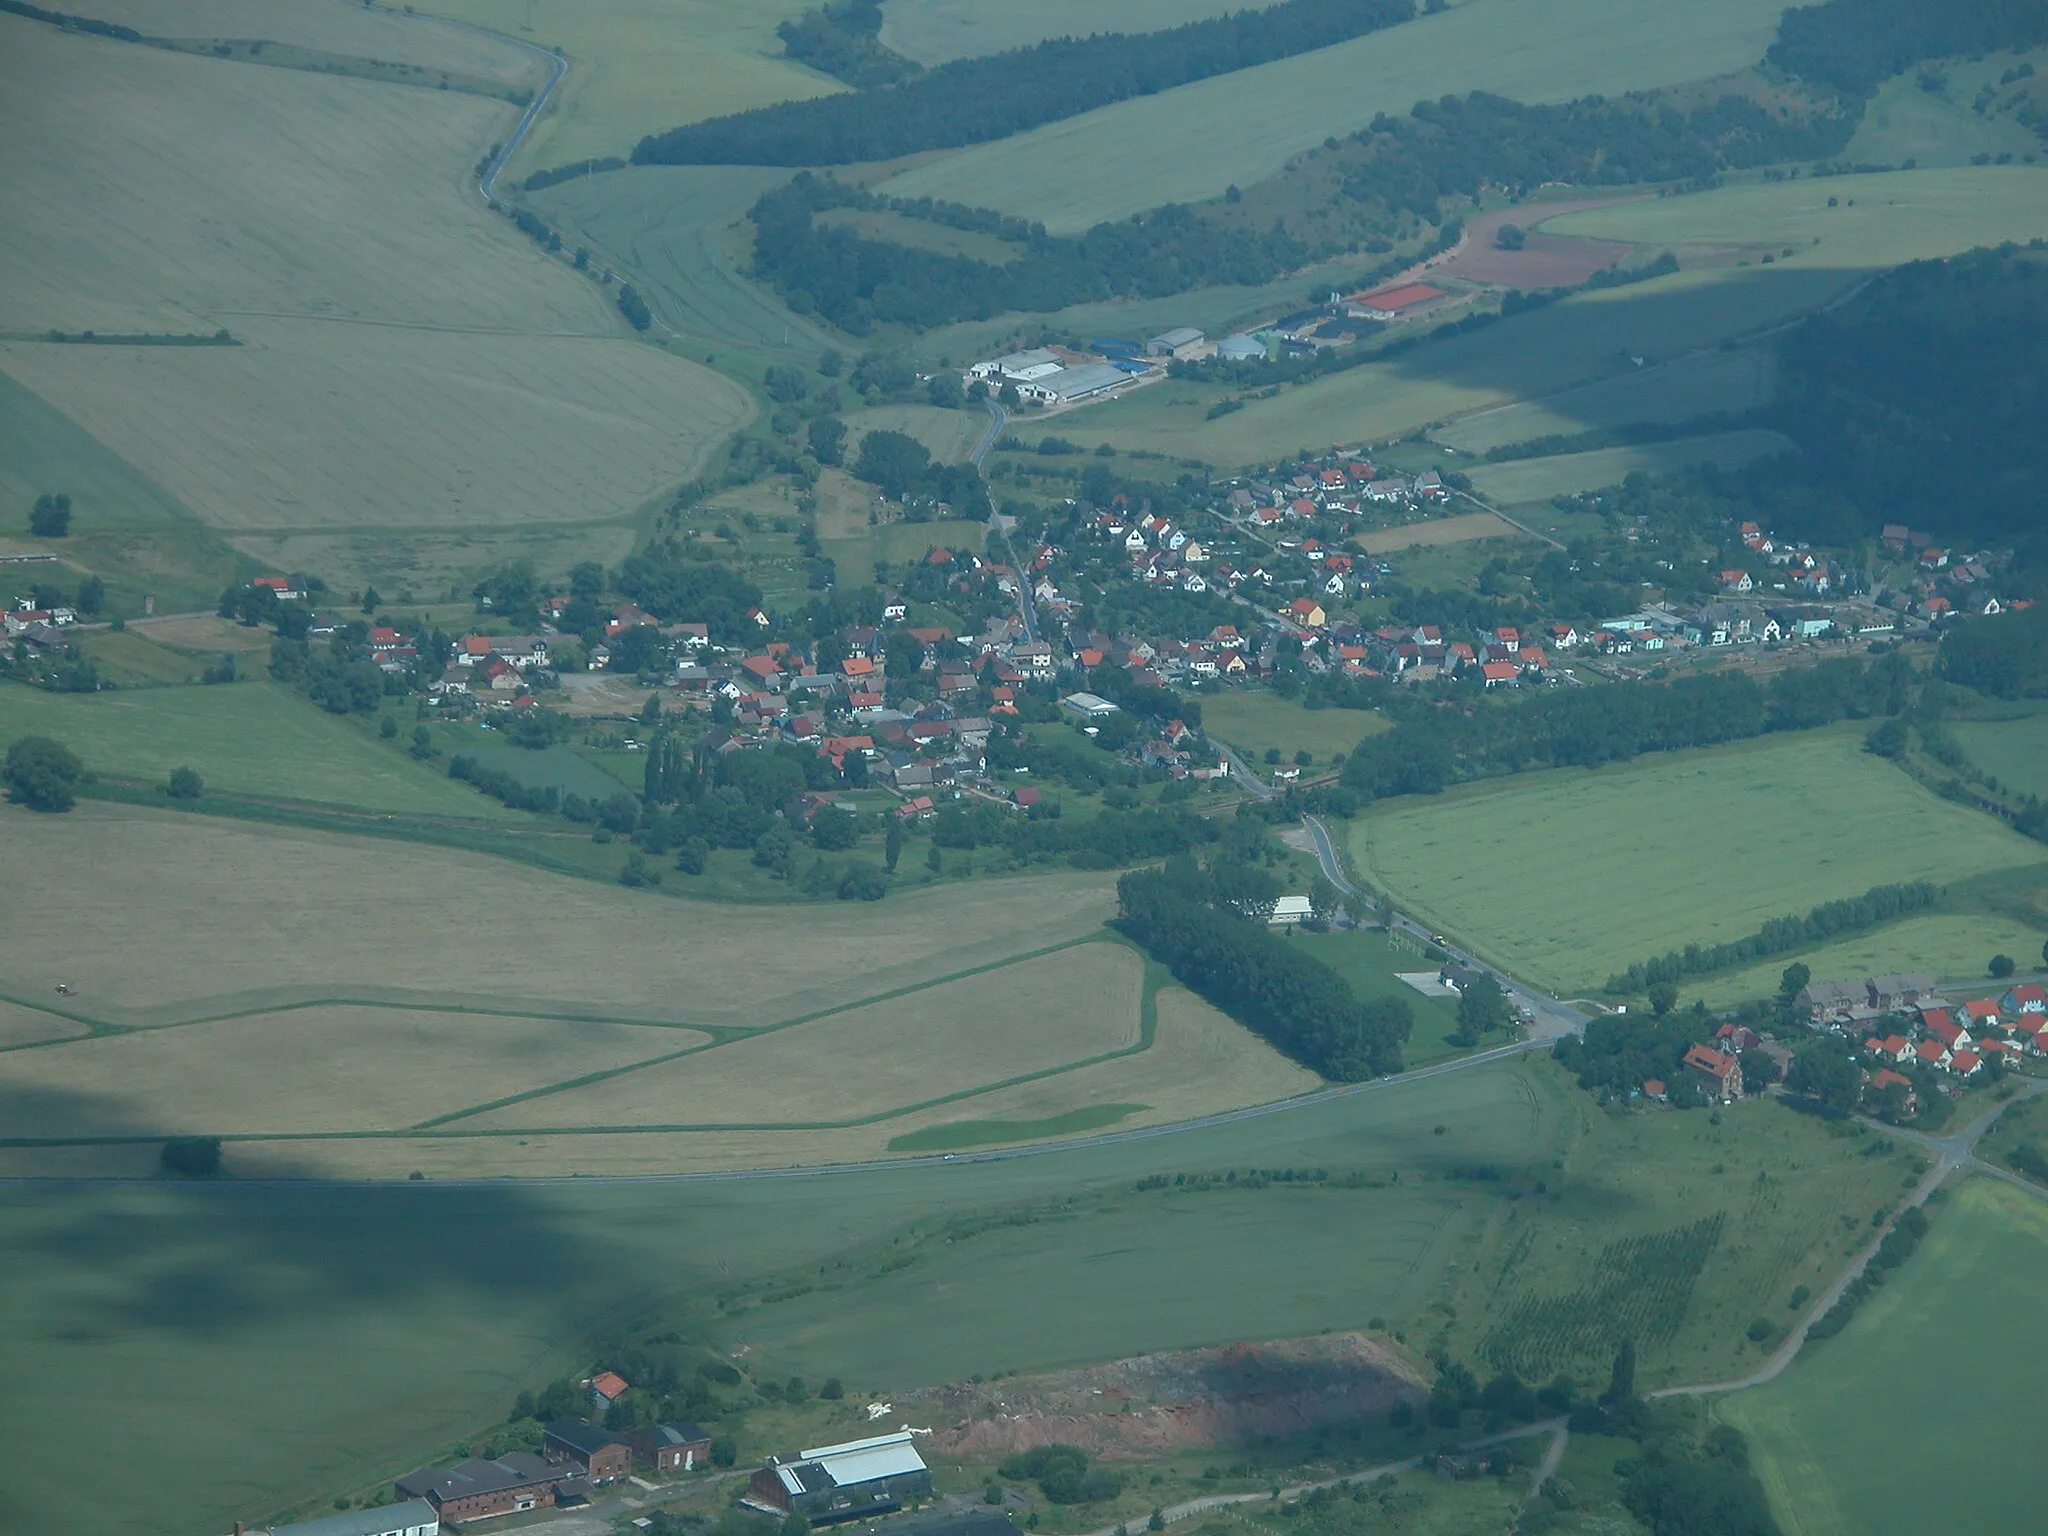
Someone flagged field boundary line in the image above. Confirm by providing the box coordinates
[410,932,1119,1128]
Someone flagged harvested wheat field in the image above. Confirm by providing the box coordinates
[1356,512,1527,553]
[456,943,1146,1130]
[0,804,1117,1027]
[0,1002,90,1051]
[0,1008,704,1139]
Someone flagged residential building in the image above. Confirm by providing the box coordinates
[1681,1043,1743,1101]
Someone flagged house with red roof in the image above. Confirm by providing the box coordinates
[1949,1048,1983,1077]
[1960,999,2001,1027]
[1480,661,1518,688]
[1869,1069,1917,1113]
[1682,1043,1742,1101]
[588,1372,630,1410]
[2003,984,2046,1015]
[1915,1038,1950,1069]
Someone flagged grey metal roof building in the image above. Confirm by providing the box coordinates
[1040,361,1130,402]
[252,1499,438,1536]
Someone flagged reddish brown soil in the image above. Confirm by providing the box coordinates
[1435,200,1645,288]
[908,1334,1427,1461]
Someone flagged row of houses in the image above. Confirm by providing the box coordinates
[390,1417,711,1525]
[1861,986,2048,1080]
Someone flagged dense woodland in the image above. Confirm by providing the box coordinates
[1938,603,2048,697]
[1767,0,2048,96]
[1115,854,1412,1080]
[1337,658,1908,804]
[634,0,1413,166]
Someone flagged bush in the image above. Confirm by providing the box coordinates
[1989,953,2016,978]
[838,862,889,900]
[160,1136,222,1177]
[3,735,83,812]
[165,766,203,801]
[29,492,72,537]
[1000,1446,1124,1505]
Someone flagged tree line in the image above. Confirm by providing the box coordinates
[1114,856,1411,1080]
[1339,659,1907,804]
[1604,881,1940,994]
[633,0,1413,166]
[1939,603,2048,698]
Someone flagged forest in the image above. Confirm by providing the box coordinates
[1767,0,2048,96]
[1115,856,1412,1080]
[1938,603,2048,697]
[633,0,1412,166]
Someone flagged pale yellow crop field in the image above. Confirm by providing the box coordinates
[0,1003,89,1050]
[880,0,1795,231]
[0,1008,703,1138]
[0,14,751,575]
[0,16,577,334]
[59,0,539,83]
[460,943,1146,1130]
[0,320,749,535]
[410,0,844,175]
[0,804,1118,1026]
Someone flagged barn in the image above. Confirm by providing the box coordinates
[745,1431,932,1525]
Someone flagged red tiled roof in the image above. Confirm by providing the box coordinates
[1354,282,1447,313]
[591,1371,629,1400]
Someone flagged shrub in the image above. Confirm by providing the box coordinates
[164,766,204,801]
[160,1136,222,1177]
[3,735,83,812]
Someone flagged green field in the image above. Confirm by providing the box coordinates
[412,0,842,176]
[0,1049,1919,1535]
[1198,691,1385,766]
[1467,429,1794,504]
[1723,1178,2048,1536]
[1680,913,2048,1010]
[1290,929,1465,1064]
[1949,708,2048,801]
[532,165,839,354]
[886,1103,1145,1150]
[1432,346,1778,454]
[1353,727,2048,995]
[1845,49,2048,169]
[879,0,1792,230]
[0,680,523,818]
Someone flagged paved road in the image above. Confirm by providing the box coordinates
[970,400,1008,467]
[436,20,567,205]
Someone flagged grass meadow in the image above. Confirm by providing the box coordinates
[1290,929,1465,1064]
[1844,49,2048,169]
[411,0,845,176]
[1680,913,2048,1009]
[1353,511,1527,554]
[1722,1178,2048,1536]
[1466,429,1793,504]
[1949,707,2048,800]
[0,681,528,818]
[878,0,1792,230]
[1352,727,2048,995]
[1197,691,1385,766]
[1432,346,1778,454]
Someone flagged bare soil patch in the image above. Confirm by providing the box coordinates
[911,1333,1426,1460]
[1355,511,1527,554]
[1437,200,1640,288]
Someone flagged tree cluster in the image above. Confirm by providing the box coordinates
[1939,602,2048,698]
[1807,1203,1933,1342]
[634,0,1412,166]
[850,428,993,517]
[3,735,84,812]
[1603,882,1939,993]
[774,0,916,87]
[1114,858,1411,1079]
[614,544,764,639]
[997,1445,1124,1505]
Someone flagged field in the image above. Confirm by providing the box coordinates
[1289,930,1465,1063]
[1949,708,2048,800]
[1434,199,1637,287]
[409,0,843,176]
[1354,511,1529,553]
[0,680,532,818]
[1352,727,2048,995]
[877,0,1795,231]
[842,403,991,464]
[1466,429,1795,504]
[1680,913,2048,1009]
[1198,691,1384,765]
[1843,49,2048,170]
[532,165,840,354]
[1432,346,1778,454]
[0,14,750,594]
[1723,1178,2048,1536]
[0,1049,1923,1535]
[878,0,1288,66]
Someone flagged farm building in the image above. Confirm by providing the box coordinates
[625,1422,714,1474]
[1018,361,1131,404]
[1269,895,1313,925]
[1216,334,1265,361]
[966,348,1062,383]
[745,1431,932,1524]
[1147,326,1205,358]
[543,1419,631,1481]
[1061,691,1121,719]
[249,1500,439,1536]
[396,1453,573,1524]
[1345,283,1447,316]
